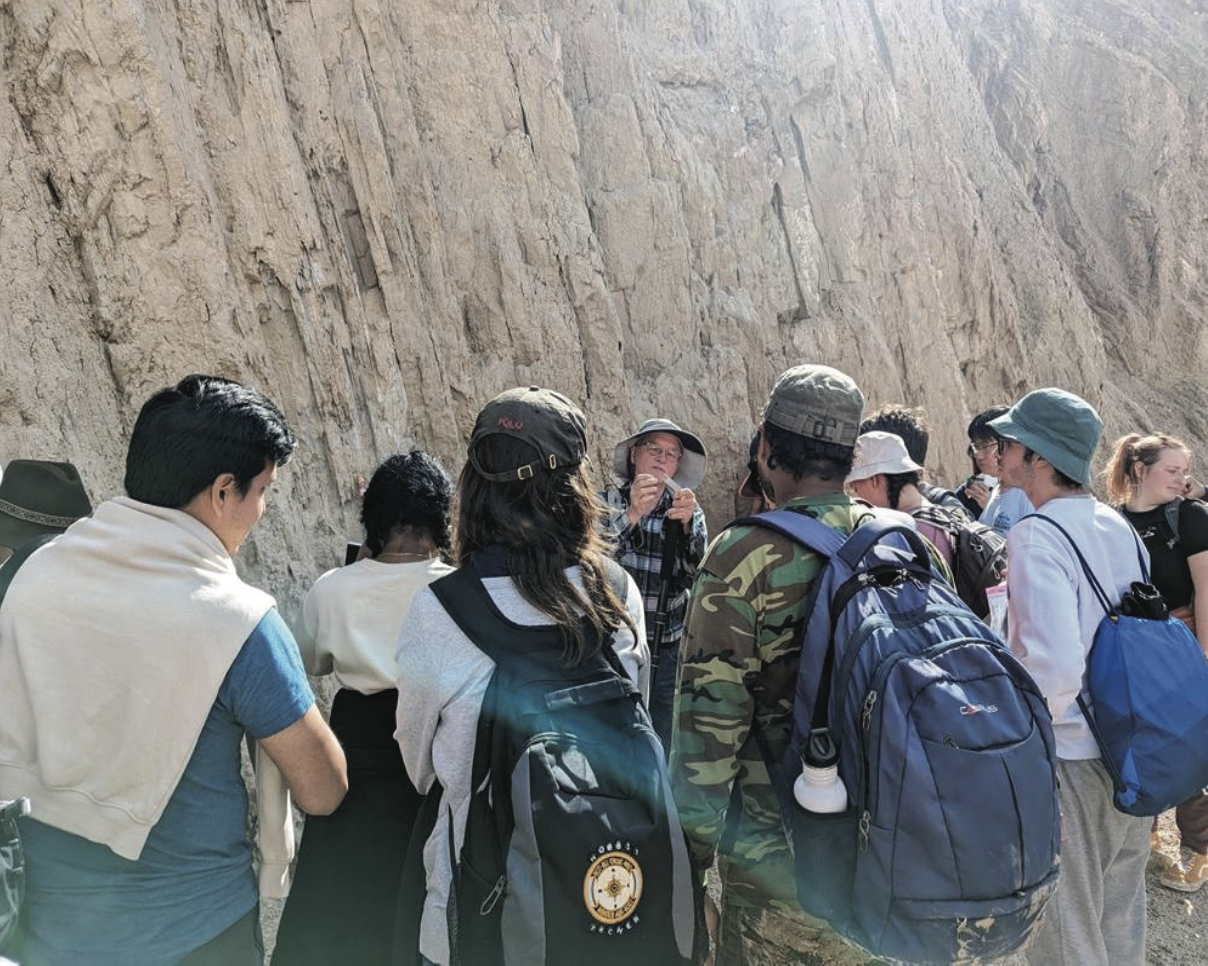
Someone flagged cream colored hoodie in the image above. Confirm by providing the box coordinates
[0,497,297,894]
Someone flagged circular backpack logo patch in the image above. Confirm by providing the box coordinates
[583,850,643,925]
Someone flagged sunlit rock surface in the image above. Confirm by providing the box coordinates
[1,0,1203,597]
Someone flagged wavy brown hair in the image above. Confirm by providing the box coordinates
[455,434,635,666]
[1104,432,1188,505]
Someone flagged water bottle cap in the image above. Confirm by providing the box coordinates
[804,729,838,767]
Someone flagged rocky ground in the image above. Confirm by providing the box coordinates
[260,811,1205,963]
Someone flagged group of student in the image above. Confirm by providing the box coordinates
[0,366,1205,966]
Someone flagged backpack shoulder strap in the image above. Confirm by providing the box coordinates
[735,507,932,573]
[910,504,960,534]
[1165,498,1183,549]
[732,507,846,558]
[1019,513,1118,615]
[428,565,636,699]
[428,565,538,666]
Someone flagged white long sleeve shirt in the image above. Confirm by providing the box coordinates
[1006,493,1147,759]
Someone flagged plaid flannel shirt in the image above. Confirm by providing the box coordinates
[599,484,708,652]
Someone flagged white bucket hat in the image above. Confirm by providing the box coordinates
[847,431,923,483]
[613,418,707,489]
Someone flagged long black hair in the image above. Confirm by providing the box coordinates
[456,435,635,666]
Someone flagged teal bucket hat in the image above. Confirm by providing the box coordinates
[989,389,1102,486]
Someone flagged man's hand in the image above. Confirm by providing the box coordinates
[626,473,664,527]
[966,480,992,509]
[666,486,697,524]
[1185,475,1206,500]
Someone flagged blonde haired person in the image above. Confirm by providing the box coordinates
[1106,432,1208,893]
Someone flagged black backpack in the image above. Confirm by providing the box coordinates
[426,565,698,966]
[910,505,1007,618]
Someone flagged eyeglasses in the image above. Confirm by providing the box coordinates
[639,442,683,462]
[967,441,997,458]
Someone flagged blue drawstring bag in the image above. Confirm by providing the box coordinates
[1026,514,1208,816]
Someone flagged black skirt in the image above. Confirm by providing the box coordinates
[273,688,422,965]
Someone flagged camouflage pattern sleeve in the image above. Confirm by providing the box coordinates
[668,520,824,880]
[668,556,758,876]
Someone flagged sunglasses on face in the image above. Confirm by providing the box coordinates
[967,440,998,458]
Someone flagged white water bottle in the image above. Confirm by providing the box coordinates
[793,762,849,814]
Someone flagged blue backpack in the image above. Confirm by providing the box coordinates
[1025,513,1208,816]
[743,509,1060,964]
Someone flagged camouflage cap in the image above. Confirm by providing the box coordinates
[468,386,587,483]
[761,365,864,447]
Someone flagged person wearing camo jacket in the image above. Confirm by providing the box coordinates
[669,364,875,966]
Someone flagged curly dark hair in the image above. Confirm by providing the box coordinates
[360,451,453,556]
[860,406,930,465]
[762,422,855,482]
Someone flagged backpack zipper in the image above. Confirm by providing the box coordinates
[481,875,507,915]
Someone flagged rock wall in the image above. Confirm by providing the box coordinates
[1,0,1203,602]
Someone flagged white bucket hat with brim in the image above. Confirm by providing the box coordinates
[847,431,923,483]
[613,418,707,490]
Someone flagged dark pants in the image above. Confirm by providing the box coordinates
[1177,789,1208,854]
[274,689,422,966]
[648,644,681,757]
[175,907,262,965]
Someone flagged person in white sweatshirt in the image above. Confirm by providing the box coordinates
[0,375,347,965]
[991,388,1149,966]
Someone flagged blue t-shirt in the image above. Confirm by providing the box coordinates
[19,609,313,965]
[980,486,1034,535]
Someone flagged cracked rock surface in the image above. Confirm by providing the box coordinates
[1,0,1204,608]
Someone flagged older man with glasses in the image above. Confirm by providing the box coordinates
[601,419,708,753]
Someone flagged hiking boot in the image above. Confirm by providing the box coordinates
[1160,851,1208,893]
[1149,830,1173,871]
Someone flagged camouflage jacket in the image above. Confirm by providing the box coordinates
[670,494,949,911]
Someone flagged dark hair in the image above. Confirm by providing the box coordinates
[860,406,929,464]
[1104,433,1188,505]
[762,422,854,481]
[456,435,634,666]
[966,406,1009,475]
[1022,448,1082,491]
[885,471,921,510]
[361,452,453,556]
[125,375,296,508]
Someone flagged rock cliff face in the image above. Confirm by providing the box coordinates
[1,0,1203,599]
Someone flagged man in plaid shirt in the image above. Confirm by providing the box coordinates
[600,418,707,753]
